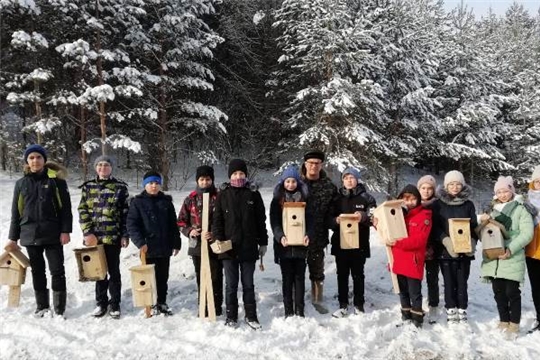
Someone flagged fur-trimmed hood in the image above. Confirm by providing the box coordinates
[436,183,473,205]
[24,161,68,180]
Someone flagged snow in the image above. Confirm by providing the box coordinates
[1,170,540,360]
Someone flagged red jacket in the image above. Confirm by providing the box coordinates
[391,205,432,280]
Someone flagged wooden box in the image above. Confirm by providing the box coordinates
[449,218,472,253]
[481,220,507,260]
[339,214,360,249]
[283,202,306,246]
[373,200,407,243]
[129,264,157,307]
[210,240,232,254]
[74,245,108,281]
[0,249,30,286]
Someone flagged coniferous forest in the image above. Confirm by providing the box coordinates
[1,0,539,193]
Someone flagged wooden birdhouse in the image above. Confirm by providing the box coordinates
[210,240,232,254]
[282,202,306,246]
[373,200,407,243]
[129,264,157,308]
[339,214,360,249]
[481,220,507,260]
[74,245,108,282]
[0,248,30,307]
[449,218,472,253]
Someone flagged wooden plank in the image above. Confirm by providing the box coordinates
[8,286,21,307]
[199,193,216,321]
[386,246,400,294]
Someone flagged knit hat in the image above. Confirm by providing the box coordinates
[93,155,114,168]
[142,170,162,188]
[228,159,248,178]
[24,144,47,163]
[417,175,436,189]
[303,150,325,162]
[531,166,540,182]
[342,167,361,182]
[494,176,515,194]
[397,184,421,207]
[280,165,301,183]
[196,165,214,182]
[444,170,465,187]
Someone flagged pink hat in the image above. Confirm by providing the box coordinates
[494,176,515,194]
[417,175,436,189]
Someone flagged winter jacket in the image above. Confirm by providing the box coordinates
[301,165,338,251]
[212,182,268,262]
[127,191,181,258]
[9,162,73,246]
[78,177,129,245]
[431,185,478,260]
[481,199,534,283]
[177,186,218,257]
[421,198,437,261]
[328,183,376,257]
[391,205,432,280]
[525,184,540,260]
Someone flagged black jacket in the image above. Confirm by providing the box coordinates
[127,191,181,258]
[212,183,268,261]
[9,163,72,246]
[329,184,376,257]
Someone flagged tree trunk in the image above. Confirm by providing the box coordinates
[158,62,170,190]
[80,106,88,181]
[34,79,42,144]
[95,0,107,156]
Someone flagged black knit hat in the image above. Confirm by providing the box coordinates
[397,184,421,207]
[228,159,248,178]
[24,144,47,163]
[303,149,325,162]
[196,165,214,182]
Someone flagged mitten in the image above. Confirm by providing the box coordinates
[442,237,458,258]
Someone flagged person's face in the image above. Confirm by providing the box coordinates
[197,176,213,189]
[304,159,323,179]
[419,183,434,201]
[342,174,358,190]
[283,178,298,192]
[95,161,112,179]
[496,188,514,203]
[145,181,161,195]
[230,171,246,180]
[446,182,463,196]
[402,193,419,210]
[533,179,540,190]
[27,152,45,173]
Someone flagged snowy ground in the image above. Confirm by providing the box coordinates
[1,170,539,360]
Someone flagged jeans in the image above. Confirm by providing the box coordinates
[440,259,471,309]
[26,244,66,291]
[146,256,171,305]
[96,244,122,308]
[222,259,256,320]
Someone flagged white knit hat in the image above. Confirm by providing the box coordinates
[531,165,540,182]
[444,170,465,188]
[494,176,515,194]
[417,175,436,189]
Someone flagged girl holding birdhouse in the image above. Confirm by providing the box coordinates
[479,176,534,335]
[270,165,310,318]
[526,166,540,333]
[328,167,376,318]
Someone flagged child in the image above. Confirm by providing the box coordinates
[479,176,534,334]
[7,144,72,317]
[270,166,310,318]
[417,175,440,323]
[127,171,181,316]
[431,170,478,323]
[212,159,268,329]
[387,185,432,328]
[177,165,223,316]
[526,166,540,333]
[329,167,376,317]
[78,155,130,319]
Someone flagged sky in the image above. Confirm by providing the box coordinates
[444,0,540,16]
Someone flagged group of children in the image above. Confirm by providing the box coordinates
[7,144,540,335]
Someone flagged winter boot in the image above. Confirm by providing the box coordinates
[427,306,440,324]
[284,302,294,318]
[109,303,121,319]
[497,322,509,331]
[332,304,348,318]
[53,291,66,316]
[446,308,458,324]
[34,290,50,317]
[457,308,467,323]
[353,304,365,315]
[411,310,424,328]
[244,303,261,330]
[295,306,305,318]
[507,322,519,334]
[91,305,108,318]
[401,308,412,322]
[528,321,540,334]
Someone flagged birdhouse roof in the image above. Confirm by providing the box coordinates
[0,249,30,268]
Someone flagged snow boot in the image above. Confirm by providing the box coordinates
[457,308,467,323]
[92,305,108,318]
[53,290,66,316]
[109,304,121,319]
[411,310,424,328]
[528,321,540,334]
[34,290,50,317]
[427,306,439,324]
[332,304,348,318]
[401,308,412,322]
[446,308,458,324]
[244,303,261,329]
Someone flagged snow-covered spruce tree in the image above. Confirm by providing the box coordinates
[433,3,515,185]
[124,0,226,189]
[272,0,388,188]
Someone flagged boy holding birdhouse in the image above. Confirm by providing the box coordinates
[328,167,376,318]
[270,165,310,318]
[479,176,534,335]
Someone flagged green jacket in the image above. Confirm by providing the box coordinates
[481,199,534,283]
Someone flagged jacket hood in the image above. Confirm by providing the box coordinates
[24,161,68,179]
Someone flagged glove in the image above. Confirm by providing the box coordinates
[259,245,267,257]
[442,237,458,258]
